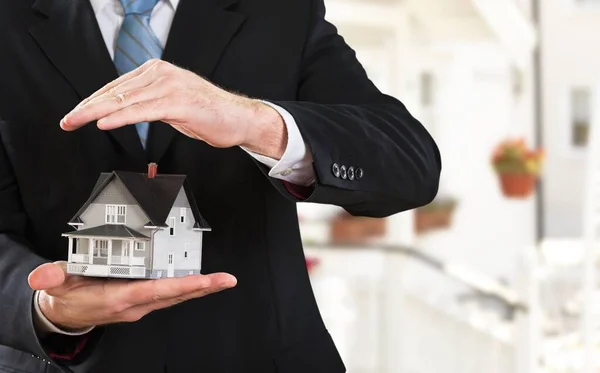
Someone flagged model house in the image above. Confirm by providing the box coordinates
[63,163,210,279]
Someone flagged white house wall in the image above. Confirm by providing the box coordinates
[541,0,600,237]
[413,45,536,291]
[151,187,202,277]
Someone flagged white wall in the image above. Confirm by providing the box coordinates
[541,0,600,237]
[412,45,536,291]
[152,188,202,271]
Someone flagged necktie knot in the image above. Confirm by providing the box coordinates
[119,0,160,16]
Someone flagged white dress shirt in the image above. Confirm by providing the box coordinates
[33,0,315,336]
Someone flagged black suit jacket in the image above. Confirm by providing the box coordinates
[0,0,441,372]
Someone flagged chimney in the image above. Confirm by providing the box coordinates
[148,163,158,179]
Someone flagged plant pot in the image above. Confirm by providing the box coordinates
[330,215,387,244]
[415,208,454,234]
[498,173,536,198]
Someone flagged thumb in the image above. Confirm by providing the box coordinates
[28,261,67,291]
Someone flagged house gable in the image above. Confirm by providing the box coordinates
[78,178,150,231]
[93,178,138,205]
[173,187,191,209]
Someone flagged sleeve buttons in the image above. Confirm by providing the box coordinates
[348,166,355,180]
[332,163,341,178]
[340,165,348,180]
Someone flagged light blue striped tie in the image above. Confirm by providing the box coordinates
[114,0,163,148]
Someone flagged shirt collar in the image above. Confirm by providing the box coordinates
[89,0,179,15]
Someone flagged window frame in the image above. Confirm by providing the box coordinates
[564,86,594,157]
[180,208,186,224]
[105,204,127,225]
[93,239,109,257]
[168,217,176,237]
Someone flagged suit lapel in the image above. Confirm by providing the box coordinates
[29,0,147,164]
[148,0,247,163]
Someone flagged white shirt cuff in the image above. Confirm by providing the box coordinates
[242,101,315,187]
[33,290,95,336]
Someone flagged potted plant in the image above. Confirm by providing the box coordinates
[491,138,544,198]
[330,210,387,244]
[415,197,458,234]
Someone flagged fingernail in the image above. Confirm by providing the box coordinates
[223,276,237,288]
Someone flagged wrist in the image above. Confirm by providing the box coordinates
[240,100,287,160]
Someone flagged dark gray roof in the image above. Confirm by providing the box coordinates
[64,224,149,239]
[69,171,210,230]
[69,217,84,225]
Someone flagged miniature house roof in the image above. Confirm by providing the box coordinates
[66,224,150,239]
[69,170,211,230]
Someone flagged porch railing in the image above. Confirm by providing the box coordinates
[110,256,145,266]
[71,254,89,263]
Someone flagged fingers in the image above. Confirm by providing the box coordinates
[123,273,236,306]
[28,262,67,291]
[78,59,161,109]
[119,273,237,322]
[62,75,160,131]
[61,59,166,131]
[96,98,168,131]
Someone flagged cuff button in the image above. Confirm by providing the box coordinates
[356,167,364,180]
[332,163,341,178]
[348,166,355,180]
[340,165,348,180]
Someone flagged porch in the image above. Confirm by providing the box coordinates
[68,237,147,266]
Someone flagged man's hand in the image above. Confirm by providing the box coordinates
[60,59,287,160]
[28,262,237,331]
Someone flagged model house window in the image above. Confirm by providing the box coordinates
[168,217,176,236]
[123,242,129,257]
[168,254,173,265]
[184,251,188,258]
[571,88,592,147]
[106,205,126,224]
[135,242,145,251]
[94,240,108,257]
[180,208,186,223]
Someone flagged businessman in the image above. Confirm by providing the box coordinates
[0,0,441,372]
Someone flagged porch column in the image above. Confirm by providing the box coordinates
[88,239,94,264]
[67,238,73,263]
[107,239,113,266]
[130,239,135,265]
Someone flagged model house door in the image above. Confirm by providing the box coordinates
[167,252,174,278]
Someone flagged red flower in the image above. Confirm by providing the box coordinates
[305,257,320,273]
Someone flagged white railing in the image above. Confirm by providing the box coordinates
[305,245,520,373]
[110,256,127,265]
[110,256,146,266]
[71,254,89,263]
[131,257,145,266]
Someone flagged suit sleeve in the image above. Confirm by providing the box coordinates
[260,0,441,217]
[0,126,91,372]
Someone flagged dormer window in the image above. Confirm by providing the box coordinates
[106,205,127,225]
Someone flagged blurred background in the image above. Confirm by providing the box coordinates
[301,0,600,372]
